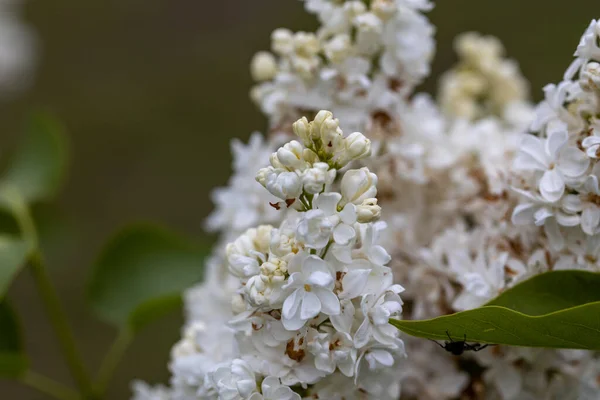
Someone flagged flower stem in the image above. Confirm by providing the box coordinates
[93,328,133,398]
[321,240,333,259]
[21,370,80,400]
[13,200,95,398]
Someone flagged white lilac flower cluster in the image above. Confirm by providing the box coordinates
[512,19,600,251]
[0,0,35,96]
[135,112,405,400]
[133,2,600,399]
[250,0,435,133]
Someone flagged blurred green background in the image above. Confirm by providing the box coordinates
[0,0,596,398]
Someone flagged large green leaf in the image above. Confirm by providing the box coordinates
[0,236,29,299]
[2,112,69,203]
[0,301,28,377]
[87,223,206,332]
[390,270,600,349]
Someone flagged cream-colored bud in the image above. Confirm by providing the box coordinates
[250,51,278,81]
[276,141,306,170]
[580,62,600,92]
[293,116,311,146]
[294,32,320,56]
[344,1,367,18]
[255,167,272,187]
[271,28,294,55]
[324,34,352,64]
[356,198,381,223]
[371,0,397,20]
[341,167,378,206]
[344,132,371,161]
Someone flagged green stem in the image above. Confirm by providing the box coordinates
[321,240,333,259]
[299,195,311,210]
[13,200,95,398]
[94,328,133,398]
[21,371,80,400]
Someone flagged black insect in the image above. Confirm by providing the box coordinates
[430,330,492,356]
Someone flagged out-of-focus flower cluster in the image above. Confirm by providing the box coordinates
[0,0,35,96]
[250,0,435,133]
[133,1,600,399]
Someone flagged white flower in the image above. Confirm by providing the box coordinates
[296,192,357,248]
[448,249,510,310]
[354,284,403,348]
[340,167,378,206]
[579,62,600,92]
[226,226,273,280]
[581,120,600,158]
[307,327,357,377]
[248,377,300,400]
[281,255,340,330]
[210,359,258,399]
[513,123,589,202]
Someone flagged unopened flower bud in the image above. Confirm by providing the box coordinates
[271,28,294,55]
[265,170,303,200]
[580,62,600,92]
[293,116,312,146]
[340,167,378,206]
[250,51,278,81]
[324,34,352,64]
[276,140,306,170]
[293,32,320,56]
[344,1,367,18]
[312,110,344,154]
[371,0,397,20]
[256,166,273,187]
[302,162,336,194]
[344,132,372,160]
[356,198,381,223]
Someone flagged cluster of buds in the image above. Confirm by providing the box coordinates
[256,110,372,211]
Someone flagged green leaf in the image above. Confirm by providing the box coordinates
[2,112,69,203]
[0,301,28,377]
[87,223,206,332]
[0,236,29,299]
[390,270,600,349]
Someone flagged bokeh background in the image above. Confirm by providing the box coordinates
[0,0,597,398]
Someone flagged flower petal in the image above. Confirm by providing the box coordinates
[545,123,568,158]
[340,269,371,299]
[582,205,600,235]
[333,223,356,245]
[539,169,565,202]
[544,218,564,251]
[516,134,549,169]
[330,300,355,333]
[303,255,333,277]
[306,270,334,288]
[315,192,342,215]
[282,289,303,319]
[300,291,321,320]
[353,318,371,349]
[511,203,537,225]
[557,147,590,178]
[314,287,340,315]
